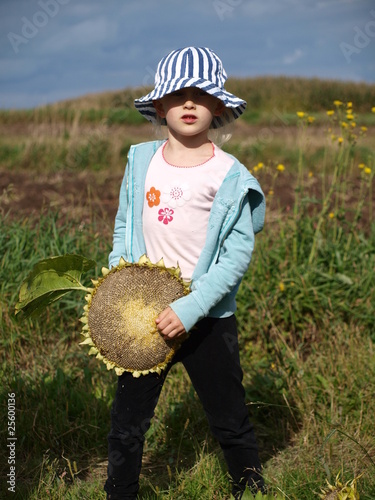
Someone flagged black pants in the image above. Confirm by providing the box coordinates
[104,315,264,499]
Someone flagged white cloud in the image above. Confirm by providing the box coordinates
[283,48,303,65]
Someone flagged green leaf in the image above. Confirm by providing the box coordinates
[316,374,330,390]
[335,273,353,286]
[15,254,96,318]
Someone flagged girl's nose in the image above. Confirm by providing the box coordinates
[184,99,196,108]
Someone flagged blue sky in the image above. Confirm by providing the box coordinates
[0,0,374,109]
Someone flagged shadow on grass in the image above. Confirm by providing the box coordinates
[0,364,115,499]
[0,355,299,499]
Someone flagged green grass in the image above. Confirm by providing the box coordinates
[0,107,144,126]
[2,208,374,498]
[0,208,375,500]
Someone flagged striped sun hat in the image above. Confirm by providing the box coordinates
[134,46,247,129]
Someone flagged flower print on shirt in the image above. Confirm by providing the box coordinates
[158,207,174,225]
[146,186,161,207]
[161,182,191,208]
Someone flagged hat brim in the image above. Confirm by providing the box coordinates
[134,78,246,129]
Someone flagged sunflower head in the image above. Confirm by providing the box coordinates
[80,255,190,377]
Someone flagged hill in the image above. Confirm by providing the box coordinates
[1,76,374,128]
[53,75,375,113]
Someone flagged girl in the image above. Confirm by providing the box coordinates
[105,46,266,499]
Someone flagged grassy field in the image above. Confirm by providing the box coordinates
[1,77,375,499]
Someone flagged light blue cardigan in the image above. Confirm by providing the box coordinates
[109,140,266,333]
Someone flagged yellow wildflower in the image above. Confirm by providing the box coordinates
[361,126,368,132]
[308,171,313,178]
[347,101,352,108]
[253,166,259,172]
[329,212,335,219]
[297,111,305,118]
[358,163,365,169]
[279,282,285,292]
[326,110,335,116]
[257,162,264,168]
[276,164,285,172]
[350,122,356,128]
[364,167,372,175]
[307,116,315,124]
[346,113,354,120]
[372,106,375,113]
[334,100,343,107]
[338,137,344,144]
[341,121,348,128]
[268,189,274,196]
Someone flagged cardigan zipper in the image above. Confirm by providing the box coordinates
[125,146,135,262]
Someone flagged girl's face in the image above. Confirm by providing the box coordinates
[153,87,225,140]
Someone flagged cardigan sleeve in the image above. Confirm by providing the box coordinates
[170,196,255,332]
[108,166,128,268]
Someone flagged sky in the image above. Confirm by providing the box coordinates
[0,0,374,109]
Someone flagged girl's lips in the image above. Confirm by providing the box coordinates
[181,115,197,123]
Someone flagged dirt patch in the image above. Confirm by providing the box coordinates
[0,164,300,222]
[1,165,373,229]
[0,169,121,225]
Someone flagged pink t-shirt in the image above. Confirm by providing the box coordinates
[142,142,234,280]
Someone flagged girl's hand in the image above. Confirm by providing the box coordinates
[156,307,186,338]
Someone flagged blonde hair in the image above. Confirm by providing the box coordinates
[208,108,235,146]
